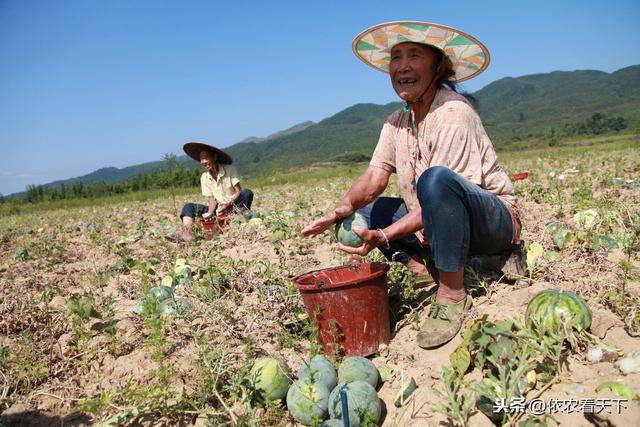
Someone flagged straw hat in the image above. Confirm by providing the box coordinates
[352,21,490,82]
[183,142,232,165]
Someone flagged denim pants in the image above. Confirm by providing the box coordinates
[180,188,254,219]
[357,167,513,272]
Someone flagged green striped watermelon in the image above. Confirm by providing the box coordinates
[525,289,592,334]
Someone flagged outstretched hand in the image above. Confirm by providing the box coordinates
[302,205,352,238]
[336,226,385,256]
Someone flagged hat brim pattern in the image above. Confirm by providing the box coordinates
[183,142,233,165]
[352,21,490,82]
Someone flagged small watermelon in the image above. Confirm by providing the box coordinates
[525,289,592,334]
[298,355,338,390]
[286,380,331,425]
[250,357,292,402]
[159,297,191,316]
[242,209,254,220]
[149,285,174,302]
[335,212,368,247]
[337,356,379,388]
[328,381,381,427]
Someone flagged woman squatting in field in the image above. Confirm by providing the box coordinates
[302,21,524,349]
[168,142,253,242]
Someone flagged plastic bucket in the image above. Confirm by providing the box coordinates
[200,213,229,240]
[293,262,391,357]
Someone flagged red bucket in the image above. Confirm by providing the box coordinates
[200,213,229,240]
[294,262,391,357]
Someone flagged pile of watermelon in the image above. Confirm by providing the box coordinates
[131,258,192,316]
[250,354,417,426]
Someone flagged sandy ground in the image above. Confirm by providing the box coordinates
[1,160,640,426]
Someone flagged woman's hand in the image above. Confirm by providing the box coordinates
[336,227,386,256]
[302,205,352,237]
[219,202,233,213]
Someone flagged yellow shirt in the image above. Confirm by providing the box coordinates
[200,164,240,214]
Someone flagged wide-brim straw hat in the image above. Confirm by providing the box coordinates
[183,142,232,165]
[352,21,490,82]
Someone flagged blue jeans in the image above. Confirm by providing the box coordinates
[357,167,513,272]
[180,188,254,219]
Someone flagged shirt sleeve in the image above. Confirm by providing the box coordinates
[228,166,241,187]
[200,173,213,197]
[369,121,397,173]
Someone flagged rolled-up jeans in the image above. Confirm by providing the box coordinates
[357,167,513,272]
[180,188,254,219]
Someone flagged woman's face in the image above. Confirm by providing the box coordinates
[199,151,217,174]
[389,42,439,102]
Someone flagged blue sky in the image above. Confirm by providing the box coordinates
[1,0,639,195]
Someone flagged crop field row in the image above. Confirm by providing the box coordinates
[0,135,639,426]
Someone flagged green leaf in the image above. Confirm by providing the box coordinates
[598,235,619,251]
[475,334,492,347]
[543,251,562,262]
[450,346,471,376]
[68,294,99,320]
[553,228,575,249]
[526,241,544,272]
[573,209,599,230]
[545,221,561,233]
[595,381,638,399]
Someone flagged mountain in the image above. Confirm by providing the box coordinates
[474,65,640,139]
[226,103,401,175]
[12,65,640,195]
[237,121,315,144]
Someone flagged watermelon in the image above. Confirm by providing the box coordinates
[159,297,191,316]
[192,284,217,301]
[525,289,592,334]
[286,380,331,425]
[335,212,368,247]
[394,377,417,407]
[298,355,337,390]
[149,285,174,301]
[337,356,379,388]
[250,357,292,402]
[328,381,381,427]
[476,394,504,421]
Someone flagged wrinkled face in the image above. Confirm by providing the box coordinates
[389,42,439,102]
[199,150,217,173]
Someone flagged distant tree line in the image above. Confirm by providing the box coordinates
[506,112,629,145]
[6,154,201,205]
[563,113,627,136]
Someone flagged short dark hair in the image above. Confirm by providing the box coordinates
[427,45,477,107]
[427,45,456,91]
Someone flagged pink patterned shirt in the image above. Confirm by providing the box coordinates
[369,88,521,243]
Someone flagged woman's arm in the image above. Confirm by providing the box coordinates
[302,166,391,237]
[220,183,242,213]
[207,196,218,214]
[337,208,424,255]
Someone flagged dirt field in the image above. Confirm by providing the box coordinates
[1,140,639,426]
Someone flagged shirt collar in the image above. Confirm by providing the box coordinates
[208,163,226,181]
